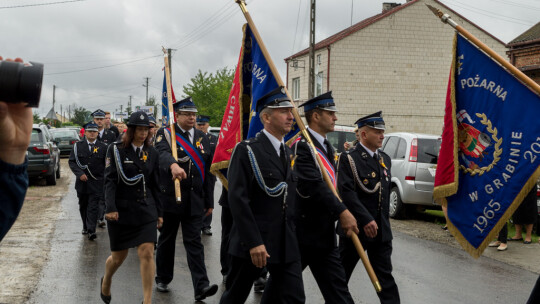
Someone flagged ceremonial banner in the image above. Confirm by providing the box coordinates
[434,33,540,258]
[161,70,176,125]
[210,23,298,188]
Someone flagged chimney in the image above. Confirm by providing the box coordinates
[382,2,401,13]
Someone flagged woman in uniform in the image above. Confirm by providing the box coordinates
[100,111,163,304]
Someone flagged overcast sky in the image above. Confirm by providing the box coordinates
[1,0,538,118]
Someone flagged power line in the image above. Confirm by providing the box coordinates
[45,54,161,75]
[443,0,536,26]
[291,0,303,54]
[0,0,88,9]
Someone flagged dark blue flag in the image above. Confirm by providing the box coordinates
[434,33,540,257]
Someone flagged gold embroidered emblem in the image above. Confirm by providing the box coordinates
[371,172,376,178]
[156,135,163,143]
[363,179,368,185]
[93,146,99,153]
[379,158,387,169]
[290,155,297,169]
[141,151,148,162]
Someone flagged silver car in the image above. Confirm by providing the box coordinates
[381,132,442,218]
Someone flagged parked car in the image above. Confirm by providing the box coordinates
[327,125,357,154]
[381,132,442,218]
[27,124,61,185]
[49,128,80,156]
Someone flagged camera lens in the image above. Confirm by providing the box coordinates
[0,61,44,107]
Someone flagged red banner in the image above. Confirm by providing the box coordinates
[210,48,243,188]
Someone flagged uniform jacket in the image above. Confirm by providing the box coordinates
[206,132,218,156]
[98,128,117,145]
[205,132,218,208]
[337,143,393,243]
[68,139,107,194]
[104,142,162,226]
[293,130,347,249]
[228,132,300,264]
[154,125,213,216]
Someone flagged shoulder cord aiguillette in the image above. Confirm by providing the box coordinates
[74,143,97,180]
[113,145,146,198]
[246,145,288,205]
[347,154,380,194]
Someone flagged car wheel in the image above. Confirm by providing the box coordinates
[56,159,61,179]
[46,168,57,186]
[389,186,406,219]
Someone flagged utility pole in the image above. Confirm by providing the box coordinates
[53,85,56,111]
[308,0,316,99]
[143,77,150,104]
[60,104,63,123]
[128,95,132,115]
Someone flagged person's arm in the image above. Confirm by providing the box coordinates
[0,62,33,240]
[104,145,119,220]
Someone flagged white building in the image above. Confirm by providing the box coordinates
[285,0,507,134]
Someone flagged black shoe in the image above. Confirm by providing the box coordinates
[82,229,88,235]
[98,220,106,228]
[201,228,213,236]
[88,233,97,241]
[156,282,169,293]
[195,284,218,301]
[100,277,111,304]
[253,276,266,293]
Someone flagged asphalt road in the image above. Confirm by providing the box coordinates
[26,179,539,304]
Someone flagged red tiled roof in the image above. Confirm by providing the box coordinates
[285,0,505,61]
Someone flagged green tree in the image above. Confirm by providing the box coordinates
[33,111,41,124]
[72,107,91,126]
[145,95,158,118]
[183,67,234,127]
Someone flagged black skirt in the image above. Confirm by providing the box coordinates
[107,220,157,251]
[513,185,538,225]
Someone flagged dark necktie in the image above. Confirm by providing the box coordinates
[324,139,333,158]
[182,130,190,142]
[279,143,287,171]
[373,152,379,164]
[135,147,141,159]
[89,143,94,153]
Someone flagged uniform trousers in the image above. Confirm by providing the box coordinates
[155,211,210,294]
[340,237,400,304]
[220,205,233,276]
[219,256,305,304]
[300,245,354,304]
[77,192,100,233]
[202,213,212,230]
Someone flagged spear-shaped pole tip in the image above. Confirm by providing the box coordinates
[426,4,443,19]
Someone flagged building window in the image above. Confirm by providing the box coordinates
[292,77,300,100]
[317,54,321,65]
[316,72,323,96]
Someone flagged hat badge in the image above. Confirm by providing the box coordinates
[140,114,144,120]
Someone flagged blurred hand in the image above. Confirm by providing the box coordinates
[204,207,214,217]
[105,212,119,221]
[170,163,187,181]
[339,209,359,237]
[0,56,32,165]
[157,217,163,229]
[343,142,350,150]
[249,244,270,268]
[79,174,88,182]
[363,220,378,238]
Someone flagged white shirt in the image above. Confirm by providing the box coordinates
[307,127,327,152]
[98,129,104,138]
[360,141,378,158]
[131,143,144,154]
[177,124,194,143]
[262,129,285,157]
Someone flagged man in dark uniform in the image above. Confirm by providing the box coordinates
[154,97,218,301]
[148,114,158,145]
[195,114,217,236]
[68,122,107,240]
[219,87,305,304]
[293,92,358,304]
[93,109,117,145]
[337,111,400,304]
[104,111,120,138]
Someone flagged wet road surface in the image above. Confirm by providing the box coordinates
[27,180,538,303]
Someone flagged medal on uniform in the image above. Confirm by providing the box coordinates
[334,154,338,162]
[141,151,148,162]
[196,138,205,154]
[93,146,99,153]
[379,158,387,169]
[363,178,368,185]
[290,155,297,169]
[156,135,163,143]
[371,172,376,177]
[105,157,111,168]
